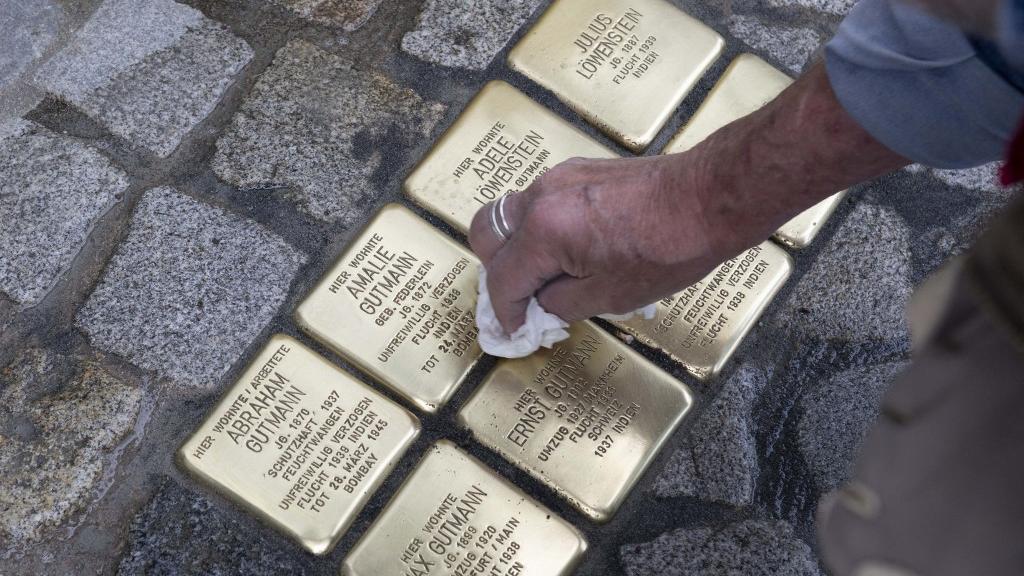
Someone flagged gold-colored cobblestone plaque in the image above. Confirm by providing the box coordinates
[178,335,420,555]
[405,80,617,232]
[508,0,723,151]
[458,322,693,522]
[343,441,587,576]
[663,54,845,248]
[618,242,792,380]
[295,204,482,413]
[773,198,845,249]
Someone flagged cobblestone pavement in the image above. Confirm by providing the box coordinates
[0,0,1016,574]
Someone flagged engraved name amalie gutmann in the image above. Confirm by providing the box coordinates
[326,231,476,372]
[573,9,660,84]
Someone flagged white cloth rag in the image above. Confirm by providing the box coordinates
[475,267,657,358]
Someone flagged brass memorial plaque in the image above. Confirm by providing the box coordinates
[773,198,845,249]
[662,54,845,248]
[459,322,693,522]
[508,0,724,151]
[343,441,587,576]
[178,335,420,555]
[618,242,792,380]
[405,80,617,232]
[295,204,482,413]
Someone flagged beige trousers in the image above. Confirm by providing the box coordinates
[818,260,1024,576]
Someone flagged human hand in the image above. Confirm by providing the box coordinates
[469,61,910,335]
[469,154,746,334]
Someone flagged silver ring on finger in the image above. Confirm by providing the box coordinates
[490,193,514,242]
[497,193,513,237]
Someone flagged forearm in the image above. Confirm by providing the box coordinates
[671,61,910,256]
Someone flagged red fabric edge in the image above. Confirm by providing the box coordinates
[1001,118,1024,186]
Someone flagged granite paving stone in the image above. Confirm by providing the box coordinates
[654,366,766,506]
[777,202,912,342]
[728,15,822,73]
[402,0,544,71]
[116,478,317,575]
[621,519,822,576]
[0,295,16,337]
[915,225,963,276]
[0,346,142,545]
[269,0,383,29]
[77,187,306,389]
[32,0,253,157]
[764,0,859,15]
[905,162,1007,193]
[903,163,1013,275]
[798,361,908,490]
[930,162,1002,192]
[0,0,63,92]
[213,40,445,224]
[0,118,129,306]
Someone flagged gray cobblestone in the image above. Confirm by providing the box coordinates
[931,162,1002,192]
[777,202,912,343]
[621,519,822,576]
[269,0,383,29]
[0,119,129,306]
[728,15,822,74]
[0,346,142,546]
[77,187,306,389]
[116,478,317,575]
[799,361,908,490]
[213,40,445,224]
[654,366,766,506]
[402,0,543,70]
[765,0,858,15]
[0,0,63,92]
[32,0,253,157]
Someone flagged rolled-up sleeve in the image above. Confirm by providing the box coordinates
[825,0,1024,169]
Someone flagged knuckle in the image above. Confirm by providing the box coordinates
[522,207,564,241]
[539,161,584,188]
[544,162,577,181]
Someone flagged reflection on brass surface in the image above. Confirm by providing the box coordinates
[508,0,723,151]
[459,322,693,522]
[343,441,587,576]
[406,81,617,233]
[618,242,792,380]
[772,196,845,248]
[662,54,789,153]
[178,335,419,555]
[295,204,482,413]
[662,54,845,248]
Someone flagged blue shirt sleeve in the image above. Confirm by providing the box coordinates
[1000,0,1024,71]
[825,0,1024,169]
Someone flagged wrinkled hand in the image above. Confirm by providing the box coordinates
[469,154,741,334]
[469,61,912,335]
